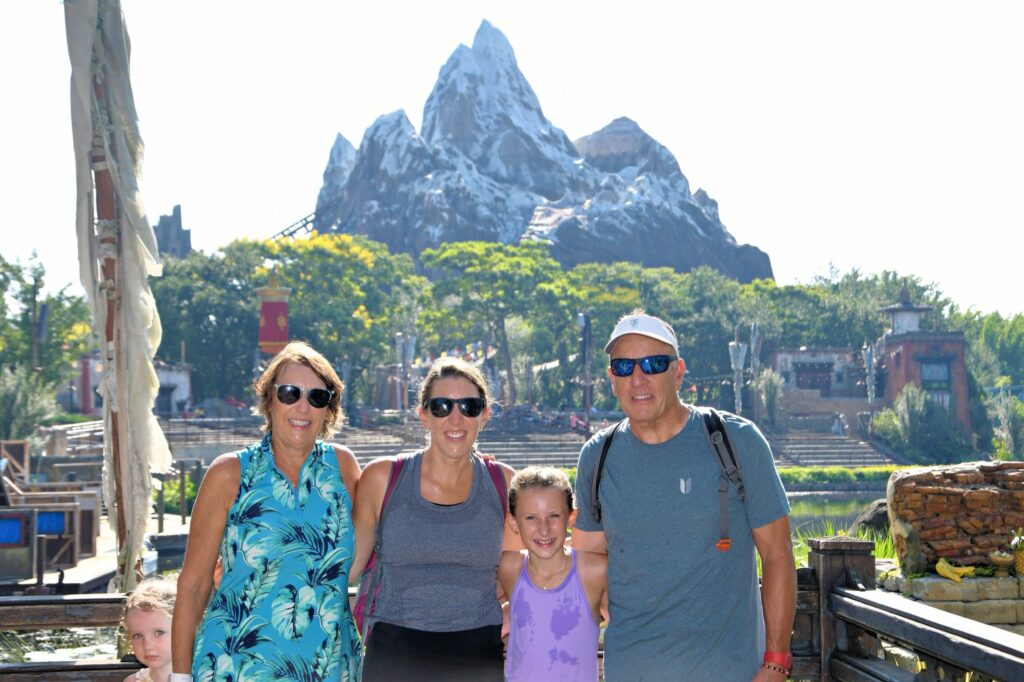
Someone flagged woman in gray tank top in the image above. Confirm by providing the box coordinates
[352,357,516,681]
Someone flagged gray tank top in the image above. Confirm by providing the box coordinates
[371,451,505,631]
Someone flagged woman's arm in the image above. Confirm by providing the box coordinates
[497,550,522,604]
[331,443,361,505]
[171,453,239,675]
[349,457,391,582]
[498,463,524,551]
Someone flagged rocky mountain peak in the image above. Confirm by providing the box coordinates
[315,21,773,283]
[421,21,582,199]
[573,116,684,183]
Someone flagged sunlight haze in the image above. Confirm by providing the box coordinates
[3,1,1021,316]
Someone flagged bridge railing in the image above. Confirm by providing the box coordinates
[804,536,1024,682]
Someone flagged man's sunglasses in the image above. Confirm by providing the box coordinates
[274,384,334,409]
[425,397,487,419]
[609,355,677,377]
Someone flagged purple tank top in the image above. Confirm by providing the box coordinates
[505,549,600,681]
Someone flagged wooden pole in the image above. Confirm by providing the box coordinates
[91,75,131,586]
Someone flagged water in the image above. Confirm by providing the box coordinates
[0,626,117,663]
[787,492,883,537]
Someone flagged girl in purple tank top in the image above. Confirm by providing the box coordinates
[499,467,608,681]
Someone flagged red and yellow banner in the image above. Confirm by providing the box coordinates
[259,300,289,354]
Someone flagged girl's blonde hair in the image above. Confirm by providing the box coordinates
[121,577,177,627]
[508,466,575,516]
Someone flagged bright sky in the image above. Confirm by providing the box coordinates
[3,1,1022,317]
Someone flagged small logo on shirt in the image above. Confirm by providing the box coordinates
[679,478,692,494]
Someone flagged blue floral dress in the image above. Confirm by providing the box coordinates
[192,435,361,681]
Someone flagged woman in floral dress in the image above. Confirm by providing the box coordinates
[171,341,361,681]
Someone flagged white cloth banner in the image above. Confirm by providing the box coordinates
[65,0,172,591]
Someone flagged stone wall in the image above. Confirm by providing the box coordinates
[887,461,1024,574]
[878,565,1024,636]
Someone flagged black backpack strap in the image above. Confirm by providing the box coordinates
[590,419,627,523]
[696,407,745,552]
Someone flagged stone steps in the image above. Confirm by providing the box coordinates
[766,431,896,468]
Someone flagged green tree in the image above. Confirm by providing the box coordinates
[421,241,562,407]
[0,255,92,389]
[153,234,423,407]
[0,364,59,441]
[269,233,423,405]
[152,242,265,403]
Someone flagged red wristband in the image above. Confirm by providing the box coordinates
[764,651,793,670]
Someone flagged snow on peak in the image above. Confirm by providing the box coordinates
[472,19,517,64]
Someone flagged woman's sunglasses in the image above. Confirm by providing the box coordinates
[609,354,677,377]
[425,397,487,419]
[274,384,334,409]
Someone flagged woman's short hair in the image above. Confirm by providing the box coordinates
[508,466,575,516]
[253,341,344,438]
[121,577,177,627]
[417,356,491,407]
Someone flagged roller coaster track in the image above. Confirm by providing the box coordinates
[271,212,316,239]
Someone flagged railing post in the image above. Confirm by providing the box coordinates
[808,537,875,682]
[156,475,165,533]
[179,466,187,526]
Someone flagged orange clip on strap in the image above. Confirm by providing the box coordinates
[715,538,732,552]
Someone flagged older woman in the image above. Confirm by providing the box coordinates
[171,341,361,681]
[352,356,515,681]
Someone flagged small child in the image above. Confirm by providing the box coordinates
[499,466,608,682]
[121,577,176,682]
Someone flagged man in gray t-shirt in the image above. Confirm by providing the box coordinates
[573,311,796,681]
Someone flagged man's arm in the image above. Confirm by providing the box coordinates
[752,514,797,681]
[570,528,607,553]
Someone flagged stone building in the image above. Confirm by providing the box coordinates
[876,286,971,433]
[153,204,192,259]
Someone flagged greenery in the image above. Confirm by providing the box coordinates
[990,392,1024,459]
[0,254,91,439]
[870,384,972,463]
[155,476,198,515]
[0,365,59,441]
[789,522,896,569]
[148,235,1024,465]
[777,465,899,487]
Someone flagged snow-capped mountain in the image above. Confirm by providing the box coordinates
[314,20,772,283]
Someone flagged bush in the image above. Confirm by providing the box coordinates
[871,384,972,463]
[0,364,58,442]
[155,477,197,515]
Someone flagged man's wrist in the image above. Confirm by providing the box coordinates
[763,650,793,673]
[762,662,789,675]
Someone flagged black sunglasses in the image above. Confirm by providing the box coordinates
[274,383,334,409]
[609,355,677,378]
[425,397,487,419]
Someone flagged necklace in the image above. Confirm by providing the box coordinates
[530,550,568,590]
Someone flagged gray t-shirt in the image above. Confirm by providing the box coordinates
[574,406,789,681]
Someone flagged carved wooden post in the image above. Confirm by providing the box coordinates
[808,537,875,682]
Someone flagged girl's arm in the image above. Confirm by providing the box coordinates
[577,549,609,625]
[171,453,239,675]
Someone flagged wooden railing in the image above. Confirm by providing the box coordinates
[2,539,1023,680]
[800,537,1024,681]
[0,593,139,681]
